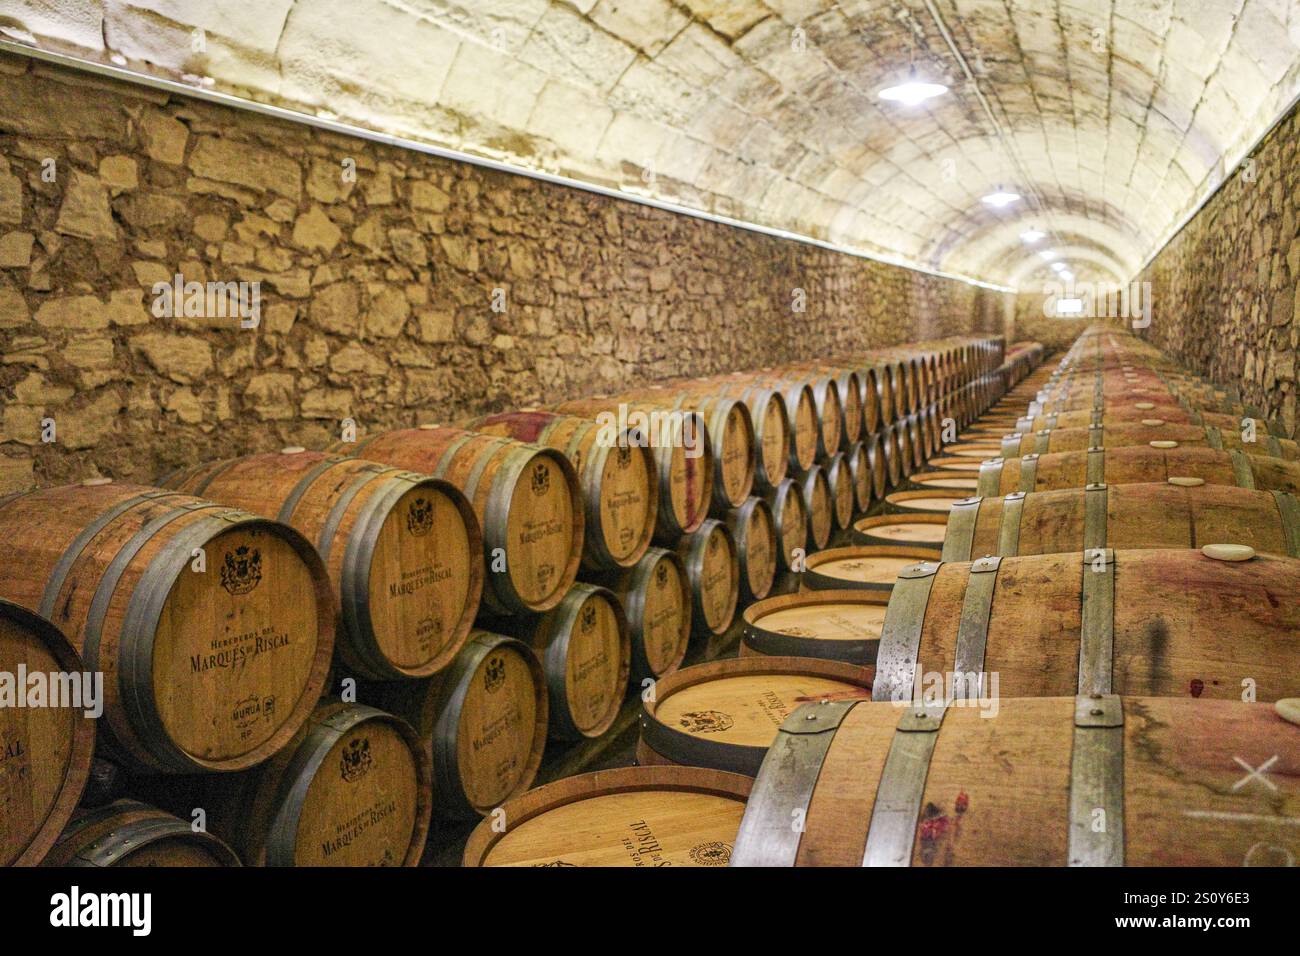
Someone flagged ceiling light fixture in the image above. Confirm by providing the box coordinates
[878,79,949,106]
[1020,229,1045,243]
[1059,270,1075,282]
[981,189,1020,208]
[1038,249,1057,261]
[1050,262,1066,272]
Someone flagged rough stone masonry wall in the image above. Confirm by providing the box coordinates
[0,54,1007,493]
[1138,95,1300,438]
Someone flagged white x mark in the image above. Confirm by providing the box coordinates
[1232,755,1279,793]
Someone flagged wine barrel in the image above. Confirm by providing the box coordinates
[853,435,886,506]
[905,471,980,494]
[851,514,947,552]
[823,452,856,532]
[490,584,630,740]
[376,631,547,819]
[0,481,334,774]
[637,657,873,774]
[764,478,807,573]
[161,449,482,680]
[880,424,903,486]
[942,482,1300,562]
[740,589,890,665]
[464,411,658,571]
[191,702,431,866]
[1001,422,1299,460]
[867,360,901,425]
[927,455,990,473]
[675,519,740,639]
[676,382,790,492]
[0,600,96,866]
[554,400,713,543]
[732,695,1298,866]
[346,426,583,615]
[589,547,691,682]
[883,489,969,514]
[710,376,817,474]
[976,446,1300,497]
[462,766,751,867]
[1018,406,1273,435]
[781,365,863,445]
[615,390,756,512]
[741,372,843,462]
[803,545,940,593]
[800,464,833,552]
[874,548,1300,704]
[41,800,240,867]
[725,496,778,603]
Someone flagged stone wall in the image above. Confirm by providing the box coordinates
[0,54,1007,493]
[1137,96,1300,437]
[1010,292,1094,350]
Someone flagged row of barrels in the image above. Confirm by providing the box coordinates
[2,333,1008,867]
[459,325,1298,866]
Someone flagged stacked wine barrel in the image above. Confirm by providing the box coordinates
[0,332,1019,868]
[723,325,1298,867]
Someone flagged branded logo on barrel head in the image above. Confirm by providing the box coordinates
[707,535,719,555]
[655,562,669,587]
[534,860,576,867]
[689,842,731,866]
[679,710,733,734]
[340,737,373,782]
[777,626,816,637]
[616,445,632,467]
[484,654,506,693]
[580,603,597,631]
[232,694,275,729]
[221,546,262,594]
[406,497,434,536]
[531,462,550,496]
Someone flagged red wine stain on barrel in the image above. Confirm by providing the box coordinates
[1189,678,1204,698]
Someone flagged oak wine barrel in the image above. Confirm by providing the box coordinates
[376,631,547,819]
[184,702,431,866]
[882,489,969,515]
[616,390,756,512]
[823,451,856,532]
[1000,422,1299,460]
[465,411,658,571]
[0,600,97,866]
[873,548,1300,704]
[723,496,777,603]
[905,471,980,494]
[803,545,941,593]
[975,446,1300,497]
[589,547,691,682]
[679,382,791,492]
[851,514,948,551]
[344,425,583,615]
[675,519,740,639]
[0,481,334,774]
[41,800,240,867]
[800,464,833,552]
[942,481,1300,562]
[554,399,713,543]
[162,449,482,680]
[462,766,751,867]
[764,477,808,573]
[637,657,873,774]
[732,695,1298,866]
[489,584,630,740]
[740,589,890,665]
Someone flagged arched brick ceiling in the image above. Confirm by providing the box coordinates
[7,0,1300,288]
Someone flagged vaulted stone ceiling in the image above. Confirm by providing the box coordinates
[6,0,1300,290]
